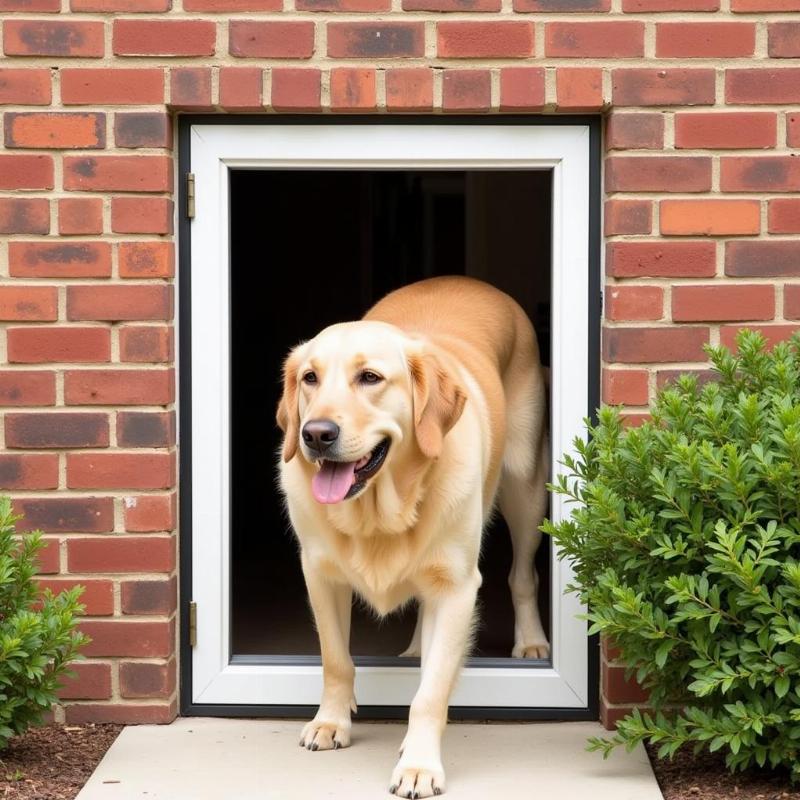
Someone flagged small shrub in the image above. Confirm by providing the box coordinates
[0,497,88,748]
[544,330,800,778]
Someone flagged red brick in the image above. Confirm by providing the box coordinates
[768,199,800,234]
[656,368,718,390]
[65,369,174,406]
[67,285,172,322]
[545,22,644,58]
[556,67,603,111]
[14,496,114,533]
[0,286,57,321]
[4,112,105,150]
[673,285,774,322]
[726,69,800,105]
[4,21,104,57]
[117,411,174,448]
[185,0,279,8]
[304,0,389,9]
[39,579,114,616]
[0,454,58,490]
[612,69,715,107]
[69,538,174,575]
[6,412,109,449]
[624,0,716,9]
[33,538,60,575]
[438,22,533,58]
[656,23,755,58]
[604,665,649,703]
[8,327,111,364]
[1,0,60,13]
[64,156,172,193]
[602,369,649,406]
[607,241,717,278]
[0,372,56,407]
[271,68,320,112]
[72,0,169,10]
[0,155,53,190]
[113,20,216,57]
[330,68,376,112]
[443,70,491,112]
[785,286,800,320]
[229,21,314,59]
[65,701,177,725]
[407,0,496,9]
[769,23,800,58]
[62,70,165,106]
[0,199,49,235]
[660,200,760,236]
[121,577,176,613]
[119,326,173,363]
[170,68,212,110]
[329,22,424,58]
[57,662,112,700]
[499,67,545,111]
[386,68,433,112]
[675,112,776,150]
[606,157,711,193]
[604,327,709,364]
[68,453,173,490]
[726,241,800,278]
[118,242,175,278]
[59,198,103,236]
[123,495,176,532]
[604,200,652,236]
[0,69,51,105]
[120,660,175,699]
[606,286,663,321]
[80,619,173,657]
[720,324,800,351]
[621,413,651,428]
[220,68,262,111]
[9,242,111,278]
[721,157,800,193]
[606,113,664,151]
[733,0,799,8]
[516,0,608,8]
[788,113,800,147]
[112,198,173,235]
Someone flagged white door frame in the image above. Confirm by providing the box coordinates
[186,122,593,712]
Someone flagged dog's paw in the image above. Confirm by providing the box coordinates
[389,760,446,798]
[299,719,351,751]
[512,640,550,659]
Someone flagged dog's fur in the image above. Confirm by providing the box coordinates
[277,276,549,798]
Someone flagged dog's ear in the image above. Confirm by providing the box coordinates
[408,350,466,460]
[276,345,305,463]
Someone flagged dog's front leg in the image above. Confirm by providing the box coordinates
[300,554,355,751]
[390,569,481,798]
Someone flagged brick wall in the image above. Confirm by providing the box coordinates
[0,0,798,726]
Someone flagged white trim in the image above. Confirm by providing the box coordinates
[190,124,591,709]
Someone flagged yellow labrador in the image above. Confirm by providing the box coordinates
[277,276,549,798]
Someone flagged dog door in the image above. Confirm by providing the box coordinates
[182,121,598,718]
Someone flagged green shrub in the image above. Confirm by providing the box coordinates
[0,497,88,748]
[544,330,800,778]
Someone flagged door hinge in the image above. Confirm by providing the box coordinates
[186,173,195,220]
[189,601,197,647]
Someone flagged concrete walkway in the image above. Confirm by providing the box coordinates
[77,718,663,800]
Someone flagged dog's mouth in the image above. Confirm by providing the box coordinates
[311,438,391,505]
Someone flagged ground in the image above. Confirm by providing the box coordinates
[0,724,121,800]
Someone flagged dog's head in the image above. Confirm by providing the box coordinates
[277,321,466,504]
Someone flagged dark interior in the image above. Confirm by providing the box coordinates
[229,169,552,661]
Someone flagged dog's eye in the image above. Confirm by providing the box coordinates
[359,370,383,385]
[302,371,318,385]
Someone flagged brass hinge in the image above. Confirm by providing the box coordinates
[189,601,197,647]
[186,173,196,220]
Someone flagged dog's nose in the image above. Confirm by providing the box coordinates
[301,419,340,454]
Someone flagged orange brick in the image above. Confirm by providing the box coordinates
[606,286,663,321]
[660,200,760,236]
[674,112,777,150]
[556,67,603,111]
[112,198,173,235]
[330,68,376,112]
[118,242,175,278]
[0,286,57,321]
[59,198,103,236]
[385,68,433,112]
[7,327,110,363]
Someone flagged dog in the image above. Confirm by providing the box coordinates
[277,275,549,798]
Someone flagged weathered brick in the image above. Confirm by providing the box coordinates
[329,22,424,58]
[603,327,709,363]
[768,23,800,58]
[184,0,279,8]
[386,68,433,112]
[220,68,262,111]
[732,0,800,8]
[726,69,800,105]
[602,369,649,406]
[58,198,103,236]
[726,241,800,277]
[606,241,717,278]
[0,69,52,105]
[120,660,176,699]
[9,242,111,278]
[0,372,56,407]
[72,0,169,10]
[8,327,111,364]
[785,286,800,320]
[4,21,104,57]
[606,113,664,150]
[68,453,173,490]
[64,156,172,193]
[62,70,165,106]
[65,369,174,406]
[39,579,114,616]
[117,411,175,448]
[65,701,177,725]
[118,242,174,278]
[0,199,49,235]
[613,69,715,107]
[606,157,712,193]
[112,198,173,235]
[0,155,53,190]
[271,68,320,111]
[330,68,376,111]
[546,22,644,58]
[119,326,173,363]
[121,576,176,613]
[408,0,496,9]
[768,199,800,234]
[123,495,176,533]
[442,70,491,112]
[57,662,112,700]
[660,200,760,236]
[6,413,109,449]
[0,286,57,321]
[0,454,58,490]
[229,21,314,58]
[556,67,603,110]
[69,538,175,575]
[170,67,212,110]
[516,0,608,8]
[603,665,649,704]
[64,284,169,328]
[674,112,776,150]
[438,22,533,58]
[114,112,171,148]
[113,20,216,57]
[720,324,800,351]
[499,67,545,111]
[721,157,800,193]
[79,619,174,657]
[606,286,663,321]
[672,285,774,322]
[624,0,717,9]
[656,22,755,58]
[14,497,114,533]
[604,200,652,236]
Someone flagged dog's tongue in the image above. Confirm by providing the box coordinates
[312,460,357,504]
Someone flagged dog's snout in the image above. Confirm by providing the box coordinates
[302,419,340,454]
